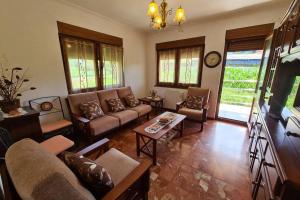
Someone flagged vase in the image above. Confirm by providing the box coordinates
[0,99,20,113]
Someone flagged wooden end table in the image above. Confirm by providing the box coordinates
[139,97,164,113]
[133,112,186,165]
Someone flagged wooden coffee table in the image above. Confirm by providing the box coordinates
[133,112,186,165]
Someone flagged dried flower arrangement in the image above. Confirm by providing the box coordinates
[0,63,36,113]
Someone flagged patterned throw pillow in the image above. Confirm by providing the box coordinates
[106,98,126,112]
[186,95,204,110]
[80,101,104,120]
[125,94,140,108]
[60,151,114,198]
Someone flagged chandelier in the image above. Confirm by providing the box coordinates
[147,0,186,30]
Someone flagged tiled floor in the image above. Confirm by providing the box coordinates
[104,118,251,200]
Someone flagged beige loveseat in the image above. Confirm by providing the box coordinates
[67,87,152,141]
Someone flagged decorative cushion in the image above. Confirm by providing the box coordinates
[106,98,126,112]
[185,95,204,110]
[80,101,104,120]
[61,151,114,198]
[125,94,140,107]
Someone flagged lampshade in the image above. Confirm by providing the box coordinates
[147,0,159,20]
[174,6,186,25]
[153,15,163,29]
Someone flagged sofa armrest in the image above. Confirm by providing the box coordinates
[176,101,186,112]
[101,159,152,200]
[74,115,90,124]
[77,138,109,157]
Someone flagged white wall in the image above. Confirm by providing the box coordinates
[146,1,291,118]
[0,0,147,120]
[0,0,292,121]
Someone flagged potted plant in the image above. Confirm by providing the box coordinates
[0,66,36,113]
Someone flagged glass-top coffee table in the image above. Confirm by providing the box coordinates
[133,112,186,165]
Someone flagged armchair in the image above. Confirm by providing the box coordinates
[176,87,211,132]
[1,138,151,200]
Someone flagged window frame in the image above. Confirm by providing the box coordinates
[156,42,205,89]
[57,21,124,94]
[59,35,101,94]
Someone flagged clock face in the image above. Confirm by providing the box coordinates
[205,51,221,68]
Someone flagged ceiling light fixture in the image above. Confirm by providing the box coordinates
[147,0,186,30]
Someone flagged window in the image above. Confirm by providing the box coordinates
[63,38,98,93]
[158,50,176,83]
[58,22,124,94]
[156,37,204,88]
[102,44,124,89]
[179,47,201,84]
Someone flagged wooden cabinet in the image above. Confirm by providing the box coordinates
[0,107,42,142]
[279,0,300,55]
[248,103,300,200]
[248,1,300,199]
[249,106,281,199]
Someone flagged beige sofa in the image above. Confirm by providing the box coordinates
[67,87,151,141]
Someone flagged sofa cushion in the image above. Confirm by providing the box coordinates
[108,110,138,125]
[68,92,99,116]
[89,115,120,136]
[97,89,119,113]
[106,98,126,112]
[80,101,104,120]
[178,107,203,121]
[5,139,95,200]
[125,94,140,108]
[129,104,152,117]
[61,151,114,198]
[95,148,139,185]
[117,87,133,105]
[186,95,204,110]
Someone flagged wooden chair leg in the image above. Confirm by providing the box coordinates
[200,122,204,132]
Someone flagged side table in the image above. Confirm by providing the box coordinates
[0,107,42,142]
[139,97,164,113]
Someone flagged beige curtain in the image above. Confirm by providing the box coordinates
[101,44,124,89]
[159,50,176,83]
[179,47,201,84]
[64,38,97,92]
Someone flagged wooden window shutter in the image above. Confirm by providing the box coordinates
[227,37,266,51]
[226,23,274,51]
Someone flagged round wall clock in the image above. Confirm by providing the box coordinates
[204,51,222,68]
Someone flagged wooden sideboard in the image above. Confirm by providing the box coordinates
[247,0,300,199]
[249,102,300,199]
[0,107,42,142]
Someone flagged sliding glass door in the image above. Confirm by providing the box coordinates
[218,50,263,122]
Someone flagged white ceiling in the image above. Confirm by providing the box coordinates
[63,0,290,31]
